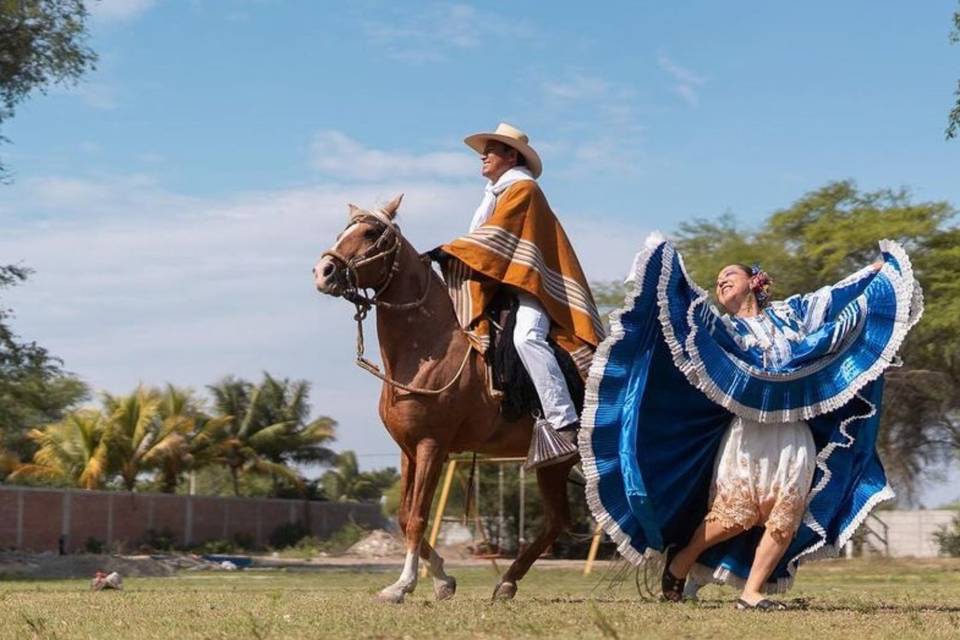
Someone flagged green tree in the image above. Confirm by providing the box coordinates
[0,265,88,469]
[9,409,109,489]
[101,385,212,492]
[320,451,397,502]
[206,374,336,496]
[0,0,97,176]
[948,3,960,140]
[151,386,231,494]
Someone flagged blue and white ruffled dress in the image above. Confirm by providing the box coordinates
[580,236,922,593]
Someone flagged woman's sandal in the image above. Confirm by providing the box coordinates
[735,598,787,611]
[660,547,686,602]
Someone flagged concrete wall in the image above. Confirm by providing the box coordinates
[0,485,384,553]
[872,510,957,557]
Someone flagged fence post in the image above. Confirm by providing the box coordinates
[185,497,194,546]
[107,493,115,547]
[61,490,72,552]
[16,489,23,549]
[256,500,263,547]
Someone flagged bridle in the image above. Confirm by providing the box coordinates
[320,209,429,312]
[321,209,471,396]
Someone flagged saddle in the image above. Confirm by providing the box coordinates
[484,291,585,422]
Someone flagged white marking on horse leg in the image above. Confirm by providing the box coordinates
[397,548,420,586]
[378,547,419,603]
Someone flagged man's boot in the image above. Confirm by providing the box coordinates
[524,419,579,470]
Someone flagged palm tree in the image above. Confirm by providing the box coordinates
[102,386,162,491]
[206,374,336,496]
[0,447,19,480]
[247,374,337,468]
[9,409,111,489]
[321,451,391,502]
[105,384,224,493]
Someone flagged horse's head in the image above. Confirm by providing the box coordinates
[313,193,404,300]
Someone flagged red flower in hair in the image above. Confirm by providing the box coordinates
[750,265,773,306]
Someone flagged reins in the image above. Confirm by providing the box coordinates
[326,210,472,396]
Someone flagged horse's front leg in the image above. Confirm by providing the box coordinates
[377,440,447,603]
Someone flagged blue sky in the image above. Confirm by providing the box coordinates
[1,1,958,504]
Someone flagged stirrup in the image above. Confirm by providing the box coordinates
[524,418,578,470]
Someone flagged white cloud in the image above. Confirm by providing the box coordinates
[657,53,706,108]
[537,70,646,174]
[72,81,120,110]
[0,170,488,463]
[1,136,646,469]
[90,0,158,23]
[542,72,611,101]
[310,131,475,181]
[365,3,537,62]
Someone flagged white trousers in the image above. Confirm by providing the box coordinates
[513,293,579,430]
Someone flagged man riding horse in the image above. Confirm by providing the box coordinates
[312,123,603,602]
[439,123,604,469]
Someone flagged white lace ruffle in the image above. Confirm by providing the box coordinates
[580,237,661,566]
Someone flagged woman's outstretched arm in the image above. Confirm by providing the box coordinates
[786,259,884,330]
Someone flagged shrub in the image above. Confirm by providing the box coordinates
[84,537,104,554]
[271,521,369,558]
[934,514,960,557]
[233,532,256,551]
[322,521,367,554]
[140,528,176,552]
[268,521,311,549]
[200,539,236,554]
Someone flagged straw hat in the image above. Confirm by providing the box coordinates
[464,122,543,179]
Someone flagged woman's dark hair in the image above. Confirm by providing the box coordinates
[719,264,773,308]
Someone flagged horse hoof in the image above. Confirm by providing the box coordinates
[376,588,407,604]
[433,576,457,601]
[492,581,517,601]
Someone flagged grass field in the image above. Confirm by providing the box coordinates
[1,558,959,639]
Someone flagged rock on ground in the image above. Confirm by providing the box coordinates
[345,530,405,557]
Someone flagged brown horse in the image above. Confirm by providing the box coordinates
[313,194,580,603]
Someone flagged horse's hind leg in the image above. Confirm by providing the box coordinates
[378,440,447,603]
[420,539,457,600]
[493,458,575,600]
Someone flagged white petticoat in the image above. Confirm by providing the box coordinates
[706,416,816,542]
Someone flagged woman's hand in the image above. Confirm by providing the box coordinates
[871,260,883,271]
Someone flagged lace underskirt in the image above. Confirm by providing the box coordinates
[706,417,816,542]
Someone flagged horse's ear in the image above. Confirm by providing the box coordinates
[347,203,362,220]
[382,193,403,219]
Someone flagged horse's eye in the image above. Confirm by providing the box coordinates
[364,229,380,240]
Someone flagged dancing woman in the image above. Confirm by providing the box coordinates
[580,234,922,608]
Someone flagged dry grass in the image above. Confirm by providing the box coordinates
[0,558,959,639]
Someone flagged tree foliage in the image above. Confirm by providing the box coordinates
[948,2,960,140]
[0,265,88,467]
[206,374,337,496]
[0,0,97,175]
[7,375,339,497]
[593,181,960,502]
[100,385,216,492]
[10,408,109,489]
[320,450,398,502]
